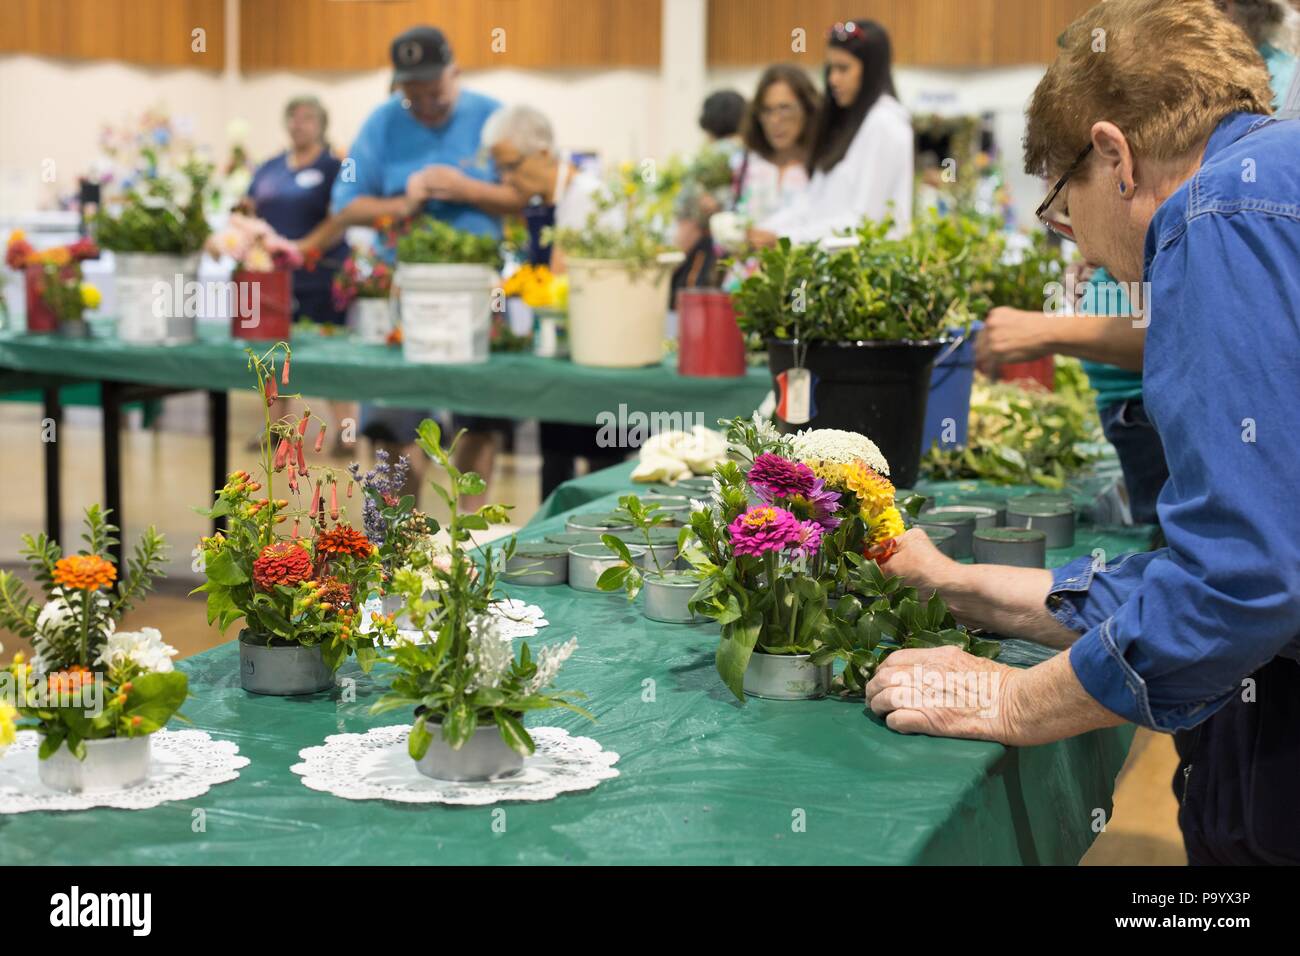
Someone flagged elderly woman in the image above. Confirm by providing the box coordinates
[869,0,1300,865]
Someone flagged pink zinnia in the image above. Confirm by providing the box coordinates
[747,453,815,500]
[790,520,824,559]
[728,505,800,557]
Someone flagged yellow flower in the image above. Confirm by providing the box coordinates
[0,698,18,752]
[80,283,101,309]
[868,507,905,544]
[43,246,71,267]
[807,459,895,517]
[8,229,25,245]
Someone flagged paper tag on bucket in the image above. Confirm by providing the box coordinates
[777,368,814,425]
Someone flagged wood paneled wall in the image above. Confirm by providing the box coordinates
[0,0,226,70]
[239,0,662,73]
[708,0,1100,68]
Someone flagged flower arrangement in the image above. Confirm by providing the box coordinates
[395,217,501,267]
[5,231,102,325]
[501,264,566,309]
[370,419,590,761]
[346,450,449,594]
[686,420,936,700]
[331,247,393,311]
[0,507,185,759]
[194,345,386,672]
[207,213,304,273]
[92,147,213,255]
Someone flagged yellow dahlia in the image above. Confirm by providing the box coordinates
[868,507,905,545]
[807,459,895,517]
[52,554,117,591]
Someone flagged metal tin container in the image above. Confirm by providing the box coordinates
[37,734,152,793]
[501,542,570,586]
[676,476,715,496]
[922,524,960,558]
[956,496,1008,526]
[414,720,525,782]
[639,494,691,524]
[924,504,999,530]
[544,531,605,547]
[973,528,1048,567]
[916,513,977,559]
[568,542,647,592]
[642,571,702,623]
[239,632,335,696]
[742,651,831,700]
[565,511,633,534]
[1006,498,1076,549]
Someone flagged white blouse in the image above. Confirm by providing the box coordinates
[735,153,810,224]
[760,94,914,243]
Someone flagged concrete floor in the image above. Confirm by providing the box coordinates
[0,391,1186,864]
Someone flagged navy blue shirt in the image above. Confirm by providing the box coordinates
[1048,113,1300,732]
[249,149,348,308]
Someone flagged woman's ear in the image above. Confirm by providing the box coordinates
[1090,121,1137,198]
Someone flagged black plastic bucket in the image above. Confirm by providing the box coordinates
[767,338,946,488]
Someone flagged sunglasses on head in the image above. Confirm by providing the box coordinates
[828,21,863,43]
[1036,142,1093,242]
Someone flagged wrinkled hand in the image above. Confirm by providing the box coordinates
[865,646,1023,743]
[881,527,961,598]
[975,307,1054,376]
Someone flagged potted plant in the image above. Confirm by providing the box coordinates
[0,507,186,792]
[732,217,973,488]
[595,495,700,624]
[4,231,101,337]
[334,246,394,344]
[498,262,565,353]
[551,165,674,368]
[194,344,387,695]
[92,151,212,345]
[207,213,304,341]
[370,418,591,781]
[393,216,500,364]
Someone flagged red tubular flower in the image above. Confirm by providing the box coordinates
[314,423,326,453]
[296,441,307,476]
[297,413,310,437]
[288,468,299,494]
[273,437,290,472]
[265,374,278,406]
[292,517,300,538]
[329,481,339,521]
[281,355,291,385]
[310,479,322,516]
[252,541,313,590]
[346,481,353,499]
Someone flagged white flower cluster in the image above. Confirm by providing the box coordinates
[32,590,114,675]
[526,637,578,694]
[465,613,515,692]
[95,627,178,675]
[632,426,729,484]
[791,428,891,475]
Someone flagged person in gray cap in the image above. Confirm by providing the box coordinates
[306,25,525,504]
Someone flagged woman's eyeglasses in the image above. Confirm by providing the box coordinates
[1036,143,1093,241]
[757,103,801,122]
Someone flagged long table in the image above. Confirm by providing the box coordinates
[0,482,1147,866]
[0,323,772,562]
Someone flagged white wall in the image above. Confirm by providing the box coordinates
[0,52,1048,225]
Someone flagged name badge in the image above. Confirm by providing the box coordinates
[294,168,325,189]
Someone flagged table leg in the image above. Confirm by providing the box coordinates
[42,386,62,543]
[209,390,229,534]
[101,381,124,568]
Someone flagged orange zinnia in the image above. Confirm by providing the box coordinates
[315,526,374,559]
[47,665,94,696]
[52,554,117,591]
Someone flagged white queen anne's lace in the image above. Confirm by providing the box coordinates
[292,725,620,806]
[790,428,891,475]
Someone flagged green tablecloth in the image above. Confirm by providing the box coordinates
[535,457,1131,530]
[0,489,1146,866]
[0,323,772,426]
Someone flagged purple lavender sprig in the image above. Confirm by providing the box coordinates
[347,450,410,546]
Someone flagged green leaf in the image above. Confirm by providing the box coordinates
[408,714,432,760]
[600,533,635,566]
[716,614,762,701]
[494,711,535,757]
[204,548,249,587]
[595,565,630,592]
[121,671,189,732]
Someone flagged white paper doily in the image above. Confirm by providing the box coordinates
[0,729,249,814]
[359,598,549,645]
[291,725,619,805]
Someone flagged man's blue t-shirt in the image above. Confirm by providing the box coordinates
[331,89,503,239]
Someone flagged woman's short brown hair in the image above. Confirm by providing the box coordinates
[1024,0,1274,179]
[741,64,820,161]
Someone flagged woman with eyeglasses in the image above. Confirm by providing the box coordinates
[869,0,1300,866]
[975,0,1299,526]
[748,20,913,247]
[731,65,817,225]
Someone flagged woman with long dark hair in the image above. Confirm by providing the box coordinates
[751,20,913,245]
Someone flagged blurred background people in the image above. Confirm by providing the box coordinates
[750,19,913,246]
[669,184,719,309]
[732,64,817,224]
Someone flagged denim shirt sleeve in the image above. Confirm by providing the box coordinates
[1061,184,1300,732]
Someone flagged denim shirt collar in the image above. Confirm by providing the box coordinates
[1203,111,1277,164]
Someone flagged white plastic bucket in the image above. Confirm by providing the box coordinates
[347,296,394,344]
[395,262,495,364]
[114,252,200,345]
[566,258,671,368]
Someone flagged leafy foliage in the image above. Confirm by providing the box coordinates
[396,216,502,267]
[595,495,692,600]
[92,152,213,254]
